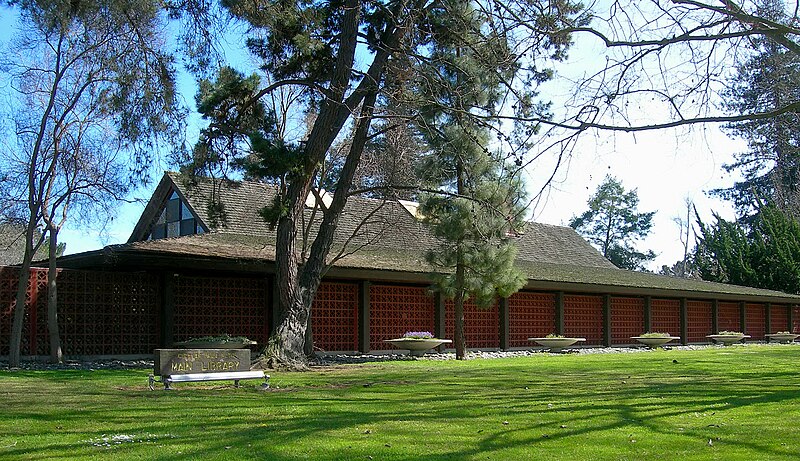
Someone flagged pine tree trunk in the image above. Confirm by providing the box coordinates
[454,258,467,360]
[264,296,312,370]
[47,229,63,363]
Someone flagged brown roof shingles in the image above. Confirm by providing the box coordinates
[84,172,800,302]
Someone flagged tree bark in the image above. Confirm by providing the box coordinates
[9,222,37,368]
[454,261,466,360]
[47,228,63,363]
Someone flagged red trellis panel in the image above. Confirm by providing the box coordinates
[687,301,713,343]
[794,306,800,333]
[58,270,159,355]
[0,267,46,356]
[745,303,766,340]
[1,267,158,356]
[718,302,741,333]
[445,299,499,348]
[770,304,789,333]
[0,266,15,355]
[173,275,269,345]
[369,285,434,350]
[508,292,555,347]
[311,282,358,352]
[564,295,603,345]
[610,297,643,344]
[651,299,680,337]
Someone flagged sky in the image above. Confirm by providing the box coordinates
[0,4,744,272]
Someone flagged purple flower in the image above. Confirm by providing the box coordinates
[403,331,434,339]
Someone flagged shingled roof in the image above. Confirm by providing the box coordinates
[127,172,617,268]
[56,172,800,303]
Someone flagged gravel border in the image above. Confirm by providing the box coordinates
[2,342,796,370]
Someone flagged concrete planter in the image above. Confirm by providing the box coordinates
[384,338,452,356]
[766,333,800,343]
[631,336,680,348]
[706,334,750,345]
[529,337,586,352]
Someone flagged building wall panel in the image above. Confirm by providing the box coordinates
[446,299,500,348]
[611,297,644,344]
[370,285,435,350]
[1,267,158,357]
[173,275,269,346]
[687,300,713,343]
[718,302,741,333]
[745,303,766,340]
[651,299,680,337]
[508,292,555,347]
[564,295,603,345]
[770,304,789,333]
[311,282,359,352]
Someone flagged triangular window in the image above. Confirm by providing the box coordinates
[148,190,205,240]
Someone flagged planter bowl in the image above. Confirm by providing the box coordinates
[766,333,800,343]
[529,337,586,352]
[631,336,680,348]
[706,334,750,346]
[384,338,452,356]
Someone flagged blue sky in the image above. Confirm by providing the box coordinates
[0,5,741,271]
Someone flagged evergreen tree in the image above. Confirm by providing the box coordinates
[711,0,800,218]
[1,0,184,367]
[695,205,800,294]
[414,1,527,360]
[569,176,656,271]
[185,0,586,368]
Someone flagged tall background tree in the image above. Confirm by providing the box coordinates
[569,176,656,271]
[711,0,800,219]
[183,0,587,369]
[695,204,800,294]
[0,0,185,366]
[413,1,528,359]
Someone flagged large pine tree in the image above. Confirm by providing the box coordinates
[712,0,800,218]
[185,0,586,368]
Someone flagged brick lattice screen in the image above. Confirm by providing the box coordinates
[507,292,555,347]
[718,302,741,332]
[173,275,269,345]
[745,303,766,340]
[651,299,680,338]
[369,285,435,350]
[311,282,359,352]
[687,300,713,343]
[794,306,800,333]
[445,299,500,348]
[610,297,644,344]
[770,304,789,333]
[58,270,159,355]
[564,295,603,345]
[1,267,158,356]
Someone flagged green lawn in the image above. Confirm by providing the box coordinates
[2,345,800,460]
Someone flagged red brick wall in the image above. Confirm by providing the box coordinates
[564,295,603,345]
[687,300,713,343]
[651,299,680,337]
[370,285,435,350]
[508,292,555,347]
[611,297,644,344]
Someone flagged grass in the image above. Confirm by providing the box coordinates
[2,345,800,460]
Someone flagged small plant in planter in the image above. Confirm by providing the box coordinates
[631,331,680,348]
[529,333,586,352]
[384,331,452,356]
[766,331,800,343]
[706,331,750,346]
[174,334,257,349]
